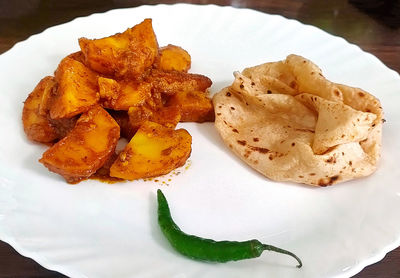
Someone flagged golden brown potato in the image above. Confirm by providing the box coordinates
[22,76,58,143]
[66,51,86,64]
[108,110,136,140]
[156,44,191,72]
[38,52,86,117]
[50,57,99,119]
[98,77,151,110]
[148,69,212,95]
[48,116,79,139]
[110,121,191,180]
[126,105,153,131]
[145,91,166,110]
[166,90,215,122]
[37,77,56,117]
[128,105,181,130]
[150,106,181,128]
[79,19,158,78]
[40,106,120,183]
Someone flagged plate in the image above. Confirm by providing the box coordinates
[1,4,400,278]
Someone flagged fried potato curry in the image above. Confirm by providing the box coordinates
[22,19,214,183]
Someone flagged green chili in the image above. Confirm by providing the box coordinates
[157,189,302,268]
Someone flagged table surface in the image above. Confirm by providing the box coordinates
[1,0,399,277]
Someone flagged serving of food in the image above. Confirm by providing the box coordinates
[214,54,383,186]
[22,19,214,183]
[1,4,400,278]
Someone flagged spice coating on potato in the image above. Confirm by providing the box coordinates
[79,19,158,79]
[40,106,120,183]
[66,51,86,64]
[50,57,99,119]
[108,110,136,140]
[48,116,79,140]
[148,69,212,95]
[128,105,181,131]
[167,90,215,122]
[110,121,191,180]
[148,106,181,129]
[37,77,56,116]
[22,76,58,143]
[126,106,153,132]
[157,44,191,72]
[98,77,151,110]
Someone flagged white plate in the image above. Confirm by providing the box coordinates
[1,4,400,278]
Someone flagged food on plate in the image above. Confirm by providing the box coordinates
[48,116,79,139]
[128,105,181,130]
[40,106,120,183]
[107,110,136,140]
[166,90,215,122]
[157,189,302,267]
[213,54,383,186]
[22,19,213,183]
[22,76,58,143]
[50,57,99,119]
[156,44,191,72]
[110,121,192,180]
[148,69,212,96]
[78,18,158,79]
[98,77,151,110]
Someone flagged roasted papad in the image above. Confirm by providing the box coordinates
[213,54,383,186]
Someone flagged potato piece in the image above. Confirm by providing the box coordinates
[79,19,158,78]
[98,77,151,110]
[110,121,191,180]
[145,91,165,110]
[40,106,120,183]
[48,116,79,139]
[22,76,58,143]
[108,110,136,140]
[148,69,212,95]
[37,77,56,116]
[166,90,215,122]
[126,105,153,131]
[66,51,86,64]
[50,57,99,119]
[157,44,191,72]
[150,106,181,128]
[39,52,86,117]
[128,105,181,130]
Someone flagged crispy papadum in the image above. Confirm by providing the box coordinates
[213,54,383,186]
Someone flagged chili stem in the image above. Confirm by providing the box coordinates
[263,244,303,268]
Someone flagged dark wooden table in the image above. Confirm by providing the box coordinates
[1,1,399,277]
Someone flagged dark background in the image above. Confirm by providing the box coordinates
[0,0,399,277]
